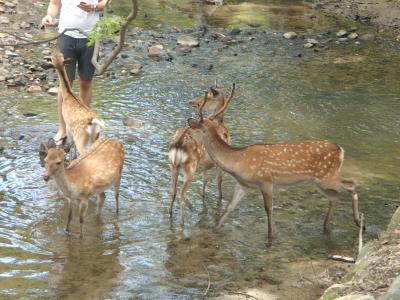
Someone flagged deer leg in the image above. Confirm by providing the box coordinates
[216,167,223,202]
[179,164,195,227]
[261,184,274,243]
[96,192,105,216]
[79,200,88,239]
[169,165,179,217]
[214,182,247,232]
[341,179,361,227]
[202,170,208,202]
[65,199,73,234]
[320,188,340,232]
[114,173,122,214]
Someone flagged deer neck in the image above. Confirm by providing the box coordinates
[203,126,237,174]
[52,166,74,197]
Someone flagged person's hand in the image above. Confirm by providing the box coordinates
[77,2,96,12]
[41,14,56,27]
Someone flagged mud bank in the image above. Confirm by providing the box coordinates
[313,0,400,31]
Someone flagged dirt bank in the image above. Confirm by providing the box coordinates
[313,0,400,31]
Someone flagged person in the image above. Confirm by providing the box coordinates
[41,0,107,145]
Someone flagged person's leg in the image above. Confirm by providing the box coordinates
[76,38,95,106]
[79,79,92,106]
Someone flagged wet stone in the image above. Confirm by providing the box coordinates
[129,63,142,75]
[27,85,42,93]
[359,33,375,41]
[348,32,358,40]
[47,87,58,95]
[336,29,348,37]
[0,16,10,24]
[177,35,199,47]
[283,32,297,40]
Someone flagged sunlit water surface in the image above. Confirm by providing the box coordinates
[0,0,400,298]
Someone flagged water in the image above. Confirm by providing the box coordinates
[1,0,400,298]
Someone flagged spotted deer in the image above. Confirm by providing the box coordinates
[168,83,232,226]
[43,137,124,238]
[51,50,104,154]
[187,83,361,243]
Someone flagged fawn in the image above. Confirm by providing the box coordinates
[187,83,361,243]
[51,50,104,154]
[168,84,232,226]
[43,137,124,238]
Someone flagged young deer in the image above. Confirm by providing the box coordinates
[43,137,124,238]
[188,83,361,243]
[168,84,231,226]
[51,50,104,154]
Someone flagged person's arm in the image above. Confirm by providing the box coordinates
[41,0,60,26]
[78,0,108,12]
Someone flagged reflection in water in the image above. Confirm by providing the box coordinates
[50,218,122,299]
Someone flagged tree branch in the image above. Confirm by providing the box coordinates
[92,0,138,75]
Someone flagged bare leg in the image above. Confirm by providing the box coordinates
[79,201,88,239]
[261,184,274,243]
[65,199,73,234]
[169,165,179,217]
[96,192,105,216]
[214,182,247,232]
[79,79,93,106]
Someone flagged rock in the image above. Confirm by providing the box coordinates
[23,113,38,117]
[396,34,400,42]
[27,85,42,93]
[304,43,314,48]
[380,275,400,300]
[47,87,58,95]
[4,2,16,8]
[5,50,18,57]
[19,22,30,29]
[148,44,171,61]
[122,117,144,128]
[126,136,136,143]
[348,32,358,40]
[338,37,348,42]
[179,46,191,55]
[230,28,241,35]
[121,69,127,75]
[283,32,297,40]
[349,26,358,32]
[0,16,10,24]
[359,33,375,41]
[177,35,199,47]
[336,294,374,300]
[129,64,142,75]
[336,29,348,37]
[41,49,52,56]
[305,38,318,45]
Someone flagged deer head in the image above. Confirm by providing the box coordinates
[188,83,235,132]
[43,148,65,182]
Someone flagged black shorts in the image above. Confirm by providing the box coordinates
[57,34,95,81]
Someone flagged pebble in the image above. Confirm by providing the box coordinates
[348,32,358,40]
[47,87,58,95]
[129,63,142,75]
[27,85,42,93]
[177,35,199,47]
[336,29,348,37]
[283,32,297,40]
[359,33,375,41]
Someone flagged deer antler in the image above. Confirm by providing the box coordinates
[199,91,208,122]
[211,82,235,120]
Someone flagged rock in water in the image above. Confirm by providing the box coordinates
[283,32,297,40]
[177,35,199,47]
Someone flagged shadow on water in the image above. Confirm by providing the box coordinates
[0,0,400,298]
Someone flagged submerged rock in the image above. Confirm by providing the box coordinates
[359,33,375,41]
[129,64,142,75]
[283,32,297,40]
[177,35,199,47]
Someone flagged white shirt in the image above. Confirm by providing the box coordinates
[59,0,99,39]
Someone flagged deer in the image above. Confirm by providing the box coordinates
[43,137,124,238]
[168,83,231,226]
[187,83,362,243]
[51,50,104,155]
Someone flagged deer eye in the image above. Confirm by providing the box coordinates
[56,161,62,165]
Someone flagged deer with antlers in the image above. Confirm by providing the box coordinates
[187,83,361,243]
[168,83,231,226]
[43,137,124,238]
[51,50,104,155]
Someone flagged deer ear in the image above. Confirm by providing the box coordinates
[210,87,219,96]
[187,118,201,129]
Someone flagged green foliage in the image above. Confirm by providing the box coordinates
[87,16,126,46]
